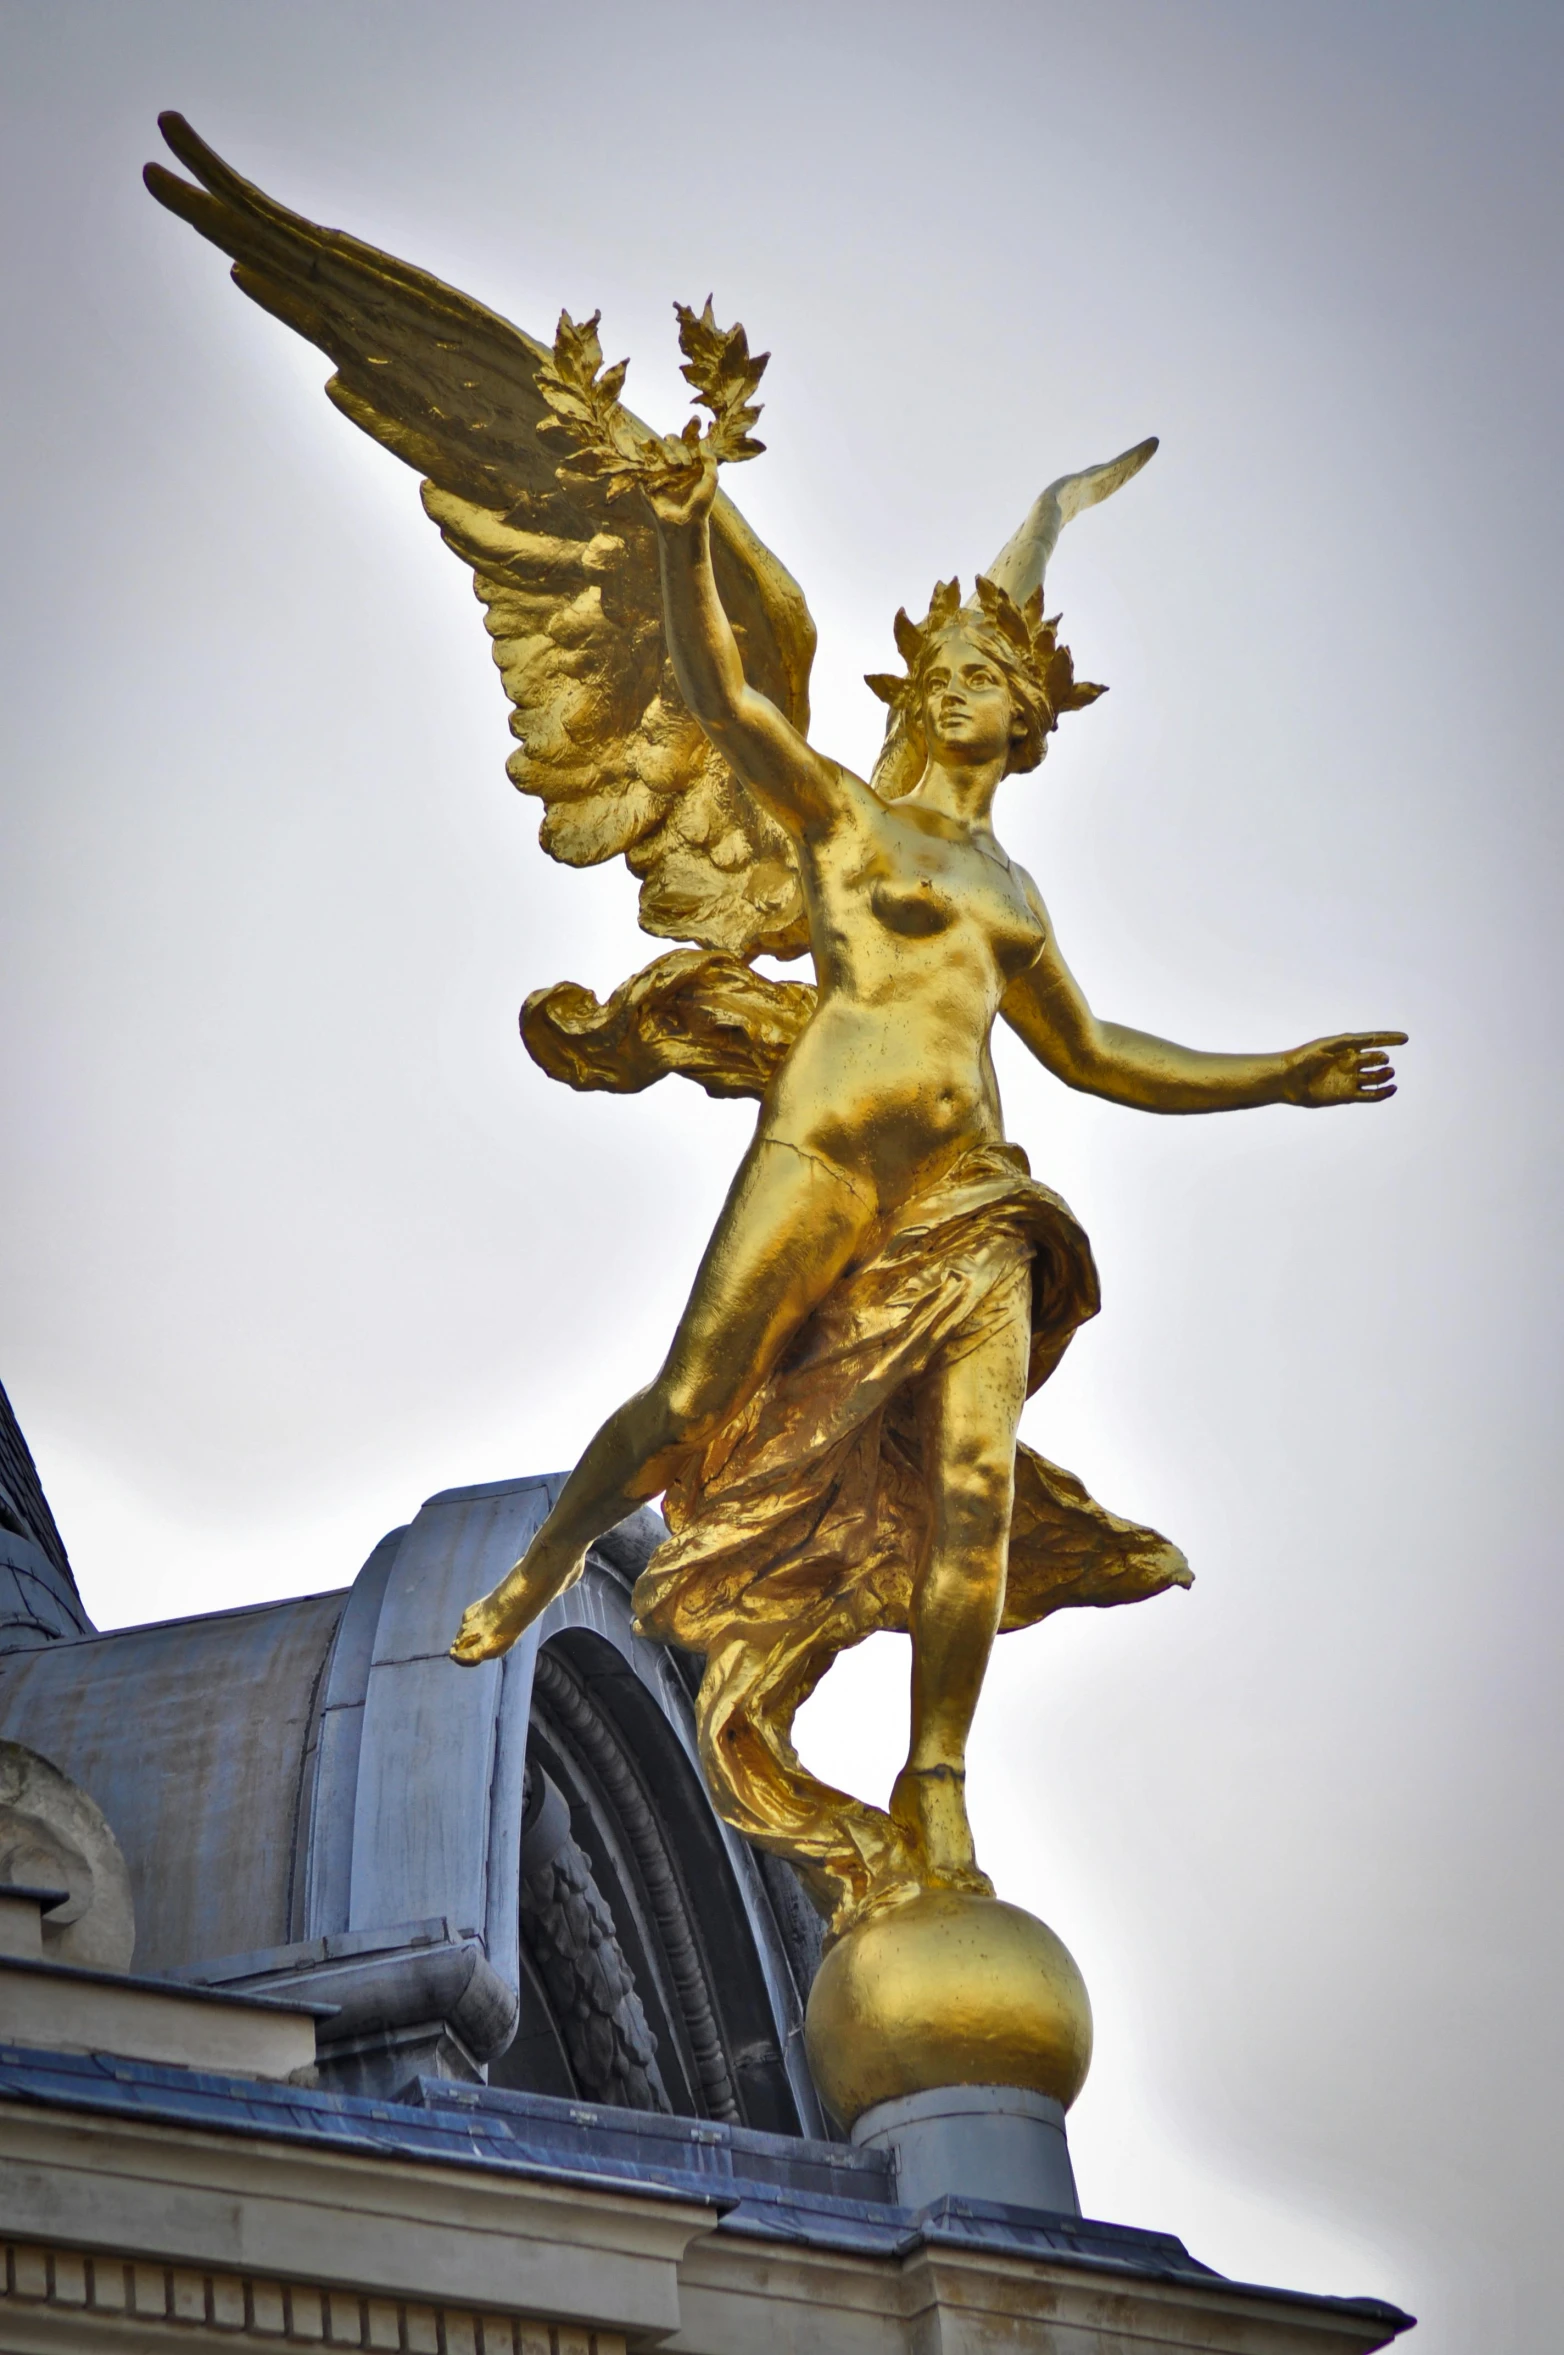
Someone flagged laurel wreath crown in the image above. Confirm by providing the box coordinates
[866,575,1104,737]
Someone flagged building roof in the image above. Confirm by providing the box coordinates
[0,1378,92,1652]
[0,1379,75,1589]
[0,2039,1415,2338]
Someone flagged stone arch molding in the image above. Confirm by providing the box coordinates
[180,1474,821,2125]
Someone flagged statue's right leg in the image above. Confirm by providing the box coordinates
[888,1275,1032,1884]
[450,1136,873,1664]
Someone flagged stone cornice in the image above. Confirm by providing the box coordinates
[0,2103,715,2342]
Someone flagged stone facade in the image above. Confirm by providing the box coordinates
[0,2240,619,2355]
[0,2040,1412,2354]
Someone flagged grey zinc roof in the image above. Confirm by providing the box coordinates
[0,1378,93,1653]
[0,1378,76,1590]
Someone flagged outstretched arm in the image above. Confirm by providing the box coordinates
[1003,922,1404,1112]
[647,452,847,835]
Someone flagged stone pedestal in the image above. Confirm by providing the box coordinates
[852,2082,1080,2217]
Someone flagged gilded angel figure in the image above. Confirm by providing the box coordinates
[148,117,1403,1940]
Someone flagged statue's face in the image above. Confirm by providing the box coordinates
[922,629,1020,766]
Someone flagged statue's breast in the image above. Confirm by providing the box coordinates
[868,875,958,939]
[870,858,1044,979]
[835,813,1045,976]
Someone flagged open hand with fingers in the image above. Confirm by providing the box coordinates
[1285,1031,1407,1107]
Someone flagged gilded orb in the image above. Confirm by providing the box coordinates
[804,1890,1093,2130]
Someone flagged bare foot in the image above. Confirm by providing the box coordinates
[889,1762,994,1896]
[448,1546,583,1665]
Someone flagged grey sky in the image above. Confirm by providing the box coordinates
[2,4,1560,2345]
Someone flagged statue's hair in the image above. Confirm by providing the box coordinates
[866,576,1104,800]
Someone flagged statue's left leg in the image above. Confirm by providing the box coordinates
[889,1285,1031,1886]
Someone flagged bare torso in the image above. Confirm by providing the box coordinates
[761,768,1047,1210]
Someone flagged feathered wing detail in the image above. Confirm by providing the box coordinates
[985,436,1159,609]
[144,114,815,962]
[422,485,809,954]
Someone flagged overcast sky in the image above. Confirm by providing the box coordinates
[2,4,1560,2346]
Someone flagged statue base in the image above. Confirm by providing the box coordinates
[851,2081,1080,2215]
[804,1887,1094,2137]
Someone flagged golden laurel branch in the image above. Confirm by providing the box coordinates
[537,299,768,502]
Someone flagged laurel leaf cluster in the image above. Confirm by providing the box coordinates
[868,575,1104,727]
[537,300,767,503]
[674,298,768,465]
[536,309,656,502]
[973,576,1101,717]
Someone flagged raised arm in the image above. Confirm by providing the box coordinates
[646,453,848,836]
[1002,916,1404,1112]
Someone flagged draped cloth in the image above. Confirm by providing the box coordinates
[631,1143,1191,1930]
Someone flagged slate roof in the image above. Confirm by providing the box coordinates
[0,1379,75,1589]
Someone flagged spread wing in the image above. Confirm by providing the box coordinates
[144,114,815,960]
[985,437,1159,608]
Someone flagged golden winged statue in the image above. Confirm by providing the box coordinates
[147,116,1404,1944]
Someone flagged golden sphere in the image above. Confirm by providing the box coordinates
[804,1890,1093,2129]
